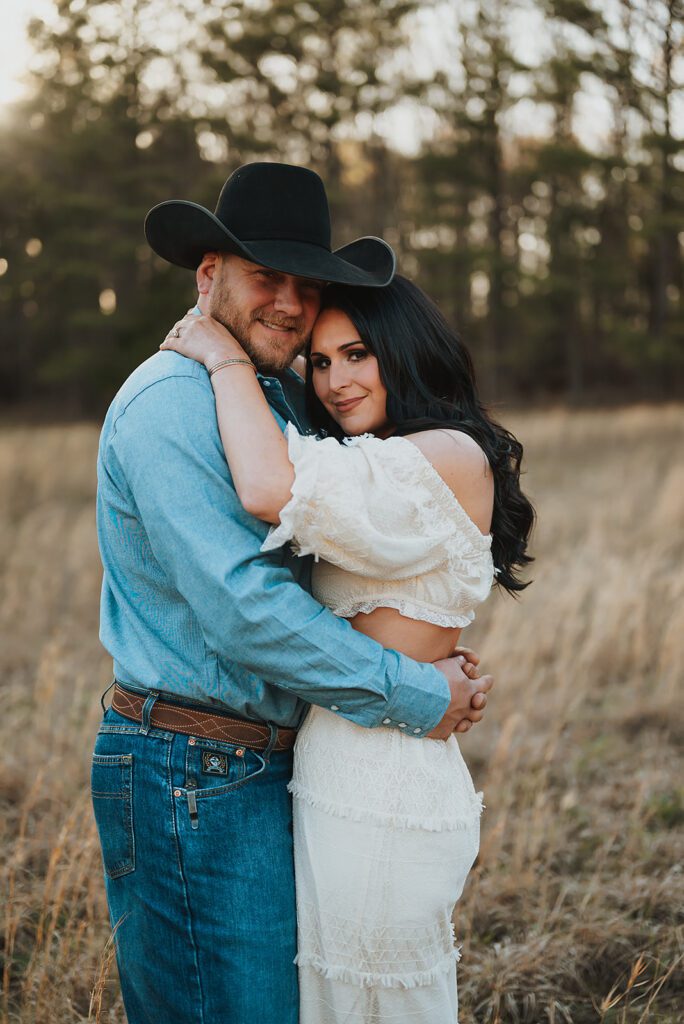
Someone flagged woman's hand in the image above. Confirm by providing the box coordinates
[453,645,480,680]
[160,312,246,369]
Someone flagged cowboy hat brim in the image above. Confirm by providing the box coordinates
[144,201,396,287]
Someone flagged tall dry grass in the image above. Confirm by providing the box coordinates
[1,407,682,1023]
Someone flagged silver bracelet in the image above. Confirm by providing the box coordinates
[208,358,257,377]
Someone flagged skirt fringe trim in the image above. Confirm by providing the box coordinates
[288,781,482,832]
[294,948,461,990]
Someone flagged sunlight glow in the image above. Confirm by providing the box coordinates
[0,1,53,108]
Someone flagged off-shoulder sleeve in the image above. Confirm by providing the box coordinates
[260,425,492,580]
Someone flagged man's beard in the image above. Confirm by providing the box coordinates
[209,273,308,373]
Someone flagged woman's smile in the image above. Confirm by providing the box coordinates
[333,395,365,414]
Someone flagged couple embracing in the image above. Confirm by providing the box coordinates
[93,161,534,1024]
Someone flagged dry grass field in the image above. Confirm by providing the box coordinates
[1,406,682,1023]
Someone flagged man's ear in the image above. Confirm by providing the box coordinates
[197,252,220,295]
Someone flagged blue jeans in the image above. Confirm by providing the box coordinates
[91,705,298,1024]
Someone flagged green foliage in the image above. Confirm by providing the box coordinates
[0,0,682,413]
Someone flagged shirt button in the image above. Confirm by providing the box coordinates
[398,723,407,729]
[413,728,421,734]
[382,718,392,725]
[330,705,339,711]
[263,380,271,387]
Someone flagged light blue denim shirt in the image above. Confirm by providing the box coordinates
[96,349,450,734]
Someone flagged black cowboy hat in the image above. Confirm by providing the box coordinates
[144,162,396,287]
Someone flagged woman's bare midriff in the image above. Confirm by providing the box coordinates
[350,606,461,664]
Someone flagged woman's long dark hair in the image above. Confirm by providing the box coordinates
[305,275,535,594]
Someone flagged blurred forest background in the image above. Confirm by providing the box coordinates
[0,0,683,416]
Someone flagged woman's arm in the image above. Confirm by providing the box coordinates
[160,314,294,522]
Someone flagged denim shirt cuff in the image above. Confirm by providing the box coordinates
[374,660,451,737]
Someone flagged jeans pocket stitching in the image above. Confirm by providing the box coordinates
[91,754,135,879]
[192,752,267,799]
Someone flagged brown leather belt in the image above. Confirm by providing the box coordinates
[111,684,297,753]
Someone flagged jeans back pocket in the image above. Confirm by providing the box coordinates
[91,753,135,878]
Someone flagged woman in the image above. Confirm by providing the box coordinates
[161,275,534,1023]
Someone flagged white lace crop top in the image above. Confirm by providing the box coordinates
[260,426,495,629]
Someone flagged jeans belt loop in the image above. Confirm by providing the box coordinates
[100,679,116,713]
[262,722,278,764]
[140,690,160,736]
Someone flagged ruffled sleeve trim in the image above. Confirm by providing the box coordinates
[260,428,494,600]
[260,423,321,555]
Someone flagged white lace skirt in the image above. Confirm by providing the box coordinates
[290,706,483,1024]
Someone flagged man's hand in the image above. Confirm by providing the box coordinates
[428,648,493,740]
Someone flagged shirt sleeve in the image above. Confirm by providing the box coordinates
[261,426,486,578]
[107,374,450,735]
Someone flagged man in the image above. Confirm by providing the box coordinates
[93,162,492,1024]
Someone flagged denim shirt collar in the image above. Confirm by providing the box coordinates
[258,367,309,433]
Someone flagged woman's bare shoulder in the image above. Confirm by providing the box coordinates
[403,428,491,478]
[402,429,493,532]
